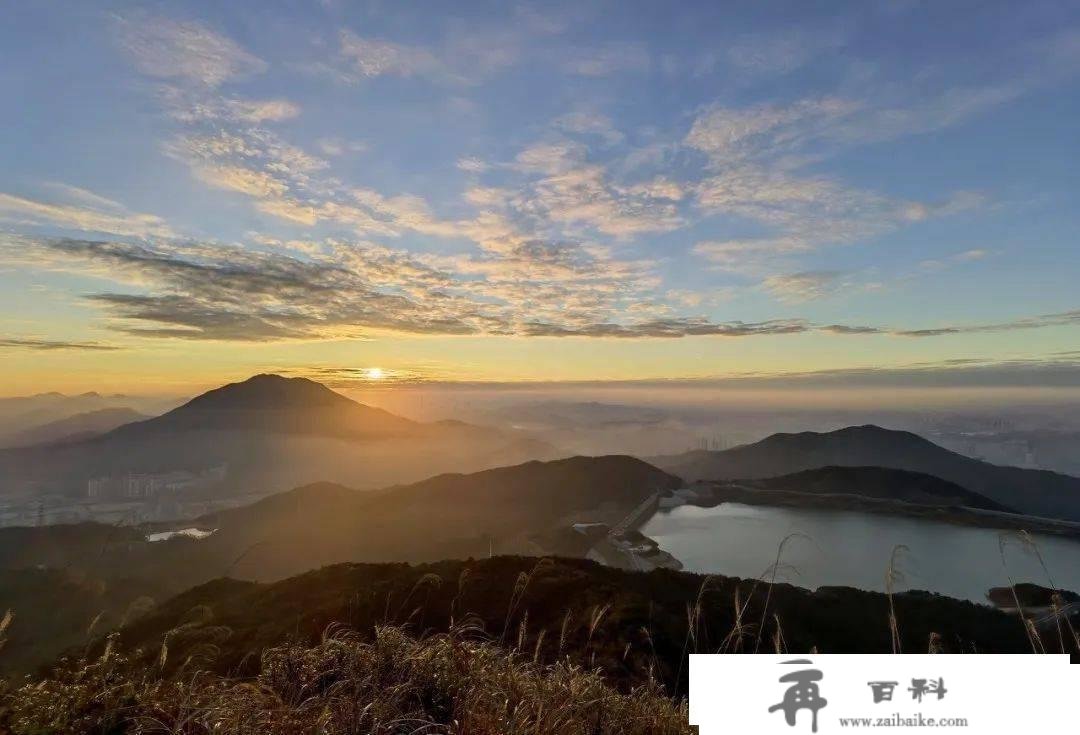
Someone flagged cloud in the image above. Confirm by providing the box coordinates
[7,234,1078,346]
[892,310,1080,338]
[762,270,847,302]
[646,356,1080,390]
[560,43,650,77]
[0,235,818,343]
[167,129,328,208]
[0,337,120,351]
[316,138,367,157]
[514,141,587,175]
[685,98,859,164]
[553,112,625,145]
[116,16,266,88]
[682,97,986,284]
[163,92,301,123]
[337,31,440,79]
[723,27,849,78]
[323,28,520,86]
[693,238,812,276]
[193,166,288,198]
[519,165,684,237]
[819,324,885,335]
[918,247,992,272]
[40,184,127,212]
[0,191,175,239]
[506,142,684,237]
[622,178,684,201]
[519,317,808,338]
[457,157,490,173]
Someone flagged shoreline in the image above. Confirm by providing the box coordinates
[655,482,1080,541]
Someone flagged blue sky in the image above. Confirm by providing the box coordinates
[1,0,1079,393]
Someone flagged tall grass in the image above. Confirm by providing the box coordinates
[0,625,691,735]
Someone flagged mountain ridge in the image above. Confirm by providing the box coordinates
[1,407,148,448]
[650,424,1080,521]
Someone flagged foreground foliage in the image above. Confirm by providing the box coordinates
[0,625,690,735]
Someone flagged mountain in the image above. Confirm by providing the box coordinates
[0,375,556,498]
[108,373,417,439]
[1,407,147,448]
[650,425,1080,521]
[0,455,679,587]
[735,466,1015,512]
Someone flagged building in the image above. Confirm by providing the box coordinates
[87,464,228,500]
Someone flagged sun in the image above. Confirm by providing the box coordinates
[365,367,385,381]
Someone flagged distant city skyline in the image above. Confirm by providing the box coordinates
[2,1,1079,395]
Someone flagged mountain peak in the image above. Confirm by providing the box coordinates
[179,374,351,412]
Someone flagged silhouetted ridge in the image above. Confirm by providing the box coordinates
[744,465,1014,512]
[106,373,416,438]
[651,424,1080,521]
[178,374,354,412]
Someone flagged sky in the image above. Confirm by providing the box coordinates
[1,0,1079,396]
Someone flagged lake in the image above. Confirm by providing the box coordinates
[641,502,1080,605]
[146,527,216,542]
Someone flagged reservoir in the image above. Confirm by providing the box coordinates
[641,502,1080,605]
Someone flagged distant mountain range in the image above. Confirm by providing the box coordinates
[0,374,556,497]
[0,390,164,448]
[650,424,1080,521]
[1,407,148,448]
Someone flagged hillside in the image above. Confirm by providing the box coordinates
[0,456,680,674]
[3,616,691,735]
[7,547,1064,734]
[651,425,1080,521]
[145,455,680,585]
[739,465,1015,512]
[78,558,1040,687]
[0,374,556,498]
[0,455,678,583]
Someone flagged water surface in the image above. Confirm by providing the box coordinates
[146,527,216,542]
[641,503,1080,604]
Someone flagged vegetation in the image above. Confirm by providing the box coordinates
[0,625,690,734]
[0,553,1075,733]
[7,556,1064,679]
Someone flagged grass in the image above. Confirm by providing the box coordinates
[0,625,690,735]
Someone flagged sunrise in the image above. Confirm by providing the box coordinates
[1,2,1078,732]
